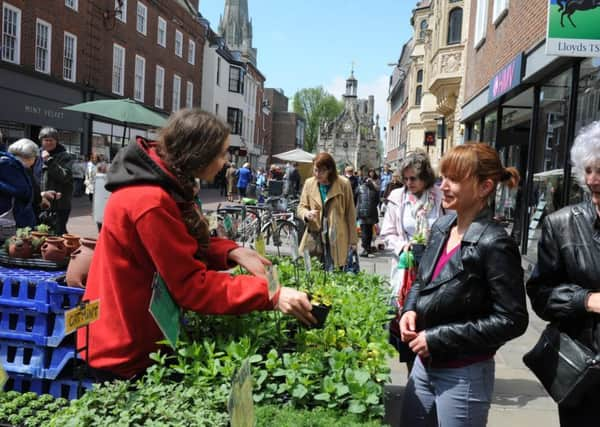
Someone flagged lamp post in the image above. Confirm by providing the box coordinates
[436,116,446,157]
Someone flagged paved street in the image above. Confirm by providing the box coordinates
[67,188,559,427]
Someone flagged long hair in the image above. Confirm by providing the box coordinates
[313,152,338,183]
[440,143,519,197]
[156,108,230,250]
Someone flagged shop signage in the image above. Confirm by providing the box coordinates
[64,300,100,335]
[546,0,600,57]
[488,53,524,102]
[424,131,436,146]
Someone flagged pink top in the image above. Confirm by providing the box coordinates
[431,241,460,282]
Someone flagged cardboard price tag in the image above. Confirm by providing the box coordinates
[255,233,266,257]
[64,300,100,335]
[266,264,279,297]
[208,212,219,230]
[228,359,254,427]
[149,273,181,349]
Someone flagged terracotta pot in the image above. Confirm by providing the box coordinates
[62,233,81,255]
[65,237,97,288]
[41,237,68,262]
[8,237,33,259]
[31,231,49,239]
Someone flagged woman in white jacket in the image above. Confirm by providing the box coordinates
[380,151,443,369]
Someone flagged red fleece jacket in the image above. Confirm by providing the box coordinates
[79,184,272,378]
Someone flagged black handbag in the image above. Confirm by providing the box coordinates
[523,324,600,408]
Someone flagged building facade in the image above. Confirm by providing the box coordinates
[461,0,600,265]
[317,72,380,171]
[0,0,204,159]
[264,88,305,160]
[405,0,468,170]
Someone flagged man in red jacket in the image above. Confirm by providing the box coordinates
[79,110,314,379]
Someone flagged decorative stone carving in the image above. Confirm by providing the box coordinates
[441,53,461,74]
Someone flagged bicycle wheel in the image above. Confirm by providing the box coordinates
[274,220,298,257]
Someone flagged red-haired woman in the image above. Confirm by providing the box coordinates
[399,143,528,426]
[297,152,358,270]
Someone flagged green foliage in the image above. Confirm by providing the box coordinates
[15,227,32,239]
[255,404,388,426]
[411,233,427,244]
[292,87,343,152]
[49,381,229,427]
[35,223,51,234]
[0,391,69,426]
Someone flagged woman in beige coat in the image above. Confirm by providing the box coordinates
[297,152,358,270]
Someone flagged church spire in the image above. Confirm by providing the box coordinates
[344,67,358,98]
[218,0,257,65]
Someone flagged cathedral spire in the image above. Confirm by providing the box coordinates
[344,67,358,99]
[218,0,257,65]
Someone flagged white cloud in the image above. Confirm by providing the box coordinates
[325,74,389,134]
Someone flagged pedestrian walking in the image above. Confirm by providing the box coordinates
[356,170,380,257]
[225,162,236,202]
[72,156,86,197]
[526,121,600,427]
[84,154,98,203]
[236,162,252,200]
[286,162,301,198]
[39,127,74,235]
[297,152,358,271]
[399,143,528,427]
[80,108,315,380]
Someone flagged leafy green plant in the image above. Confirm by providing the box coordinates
[255,404,388,426]
[0,391,69,426]
[34,223,51,234]
[15,226,32,239]
[411,233,426,244]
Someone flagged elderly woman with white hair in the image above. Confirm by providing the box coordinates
[527,120,600,426]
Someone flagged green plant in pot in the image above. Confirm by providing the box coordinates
[8,227,33,259]
[31,224,51,255]
[410,232,427,265]
[307,287,333,329]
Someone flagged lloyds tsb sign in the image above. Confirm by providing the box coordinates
[546,0,600,57]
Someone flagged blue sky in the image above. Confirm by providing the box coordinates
[200,0,416,126]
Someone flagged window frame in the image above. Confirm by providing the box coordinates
[116,0,127,23]
[227,107,243,135]
[216,57,221,86]
[65,0,78,11]
[35,18,52,74]
[175,30,183,57]
[63,31,77,82]
[186,81,193,108]
[2,3,21,65]
[136,1,147,35]
[447,7,463,45]
[415,85,423,106]
[187,39,195,65]
[157,16,167,47]
[229,65,244,94]
[493,0,509,24]
[134,54,146,102]
[172,74,181,112]
[155,65,165,109]
[112,43,126,95]
[474,0,488,48]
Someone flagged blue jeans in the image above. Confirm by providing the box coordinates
[401,356,494,427]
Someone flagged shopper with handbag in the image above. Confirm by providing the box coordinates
[399,143,528,427]
[526,121,600,426]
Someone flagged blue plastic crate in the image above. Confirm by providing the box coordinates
[0,339,76,379]
[0,266,65,282]
[0,276,83,313]
[0,307,72,347]
[4,372,94,400]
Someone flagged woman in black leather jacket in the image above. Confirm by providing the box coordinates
[399,143,528,427]
[526,121,600,427]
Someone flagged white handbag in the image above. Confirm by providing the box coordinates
[0,198,16,241]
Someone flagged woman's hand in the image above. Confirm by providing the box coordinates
[305,209,320,222]
[409,331,430,358]
[228,247,271,279]
[399,310,418,343]
[275,287,316,326]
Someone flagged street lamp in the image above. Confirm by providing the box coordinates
[436,116,446,156]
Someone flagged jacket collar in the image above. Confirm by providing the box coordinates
[309,176,344,208]
[432,207,493,243]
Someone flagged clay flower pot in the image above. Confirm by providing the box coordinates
[31,231,49,239]
[62,233,81,255]
[8,237,33,259]
[66,237,97,288]
[41,237,68,262]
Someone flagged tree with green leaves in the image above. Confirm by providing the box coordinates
[292,87,343,153]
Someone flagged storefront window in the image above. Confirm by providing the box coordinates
[527,69,572,257]
[483,111,497,145]
[471,121,481,142]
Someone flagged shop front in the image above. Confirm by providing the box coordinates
[0,67,85,153]
[462,45,600,264]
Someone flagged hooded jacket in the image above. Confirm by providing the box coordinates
[0,151,36,227]
[79,139,273,378]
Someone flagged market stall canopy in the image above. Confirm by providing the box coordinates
[272,148,315,163]
[63,98,167,128]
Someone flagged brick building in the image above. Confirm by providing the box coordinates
[461,0,600,263]
[0,0,205,159]
[264,88,305,162]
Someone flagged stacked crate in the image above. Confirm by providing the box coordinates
[0,266,93,399]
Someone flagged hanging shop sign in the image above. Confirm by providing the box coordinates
[424,131,436,146]
[488,53,524,102]
[546,0,600,57]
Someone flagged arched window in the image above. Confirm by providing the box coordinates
[416,69,423,83]
[447,8,463,45]
[415,85,423,106]
[419,19,428,40]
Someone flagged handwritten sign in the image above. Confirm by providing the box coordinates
[64,300,100,335]
[228,359,254,427]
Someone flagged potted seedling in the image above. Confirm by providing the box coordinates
[307,289,332,329]
[31,224,51,255]
[8,227,33,259]
[410,233,427,265]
